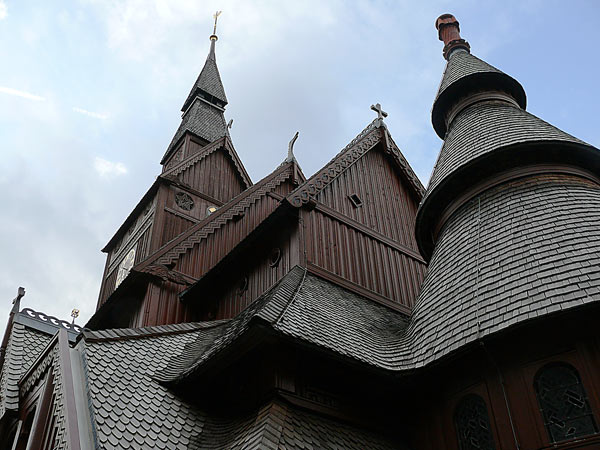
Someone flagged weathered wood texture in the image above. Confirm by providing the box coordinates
[132,176,298,327]
[303,147,426,309]
[176,146,246,203]
[412,312,600,449]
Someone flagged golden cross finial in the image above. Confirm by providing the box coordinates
[213,11,222,35]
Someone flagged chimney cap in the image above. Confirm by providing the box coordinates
[435,13,470,60]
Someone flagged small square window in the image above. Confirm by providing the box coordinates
[348,194,363,208]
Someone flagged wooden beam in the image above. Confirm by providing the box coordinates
[313,202,425,264]
[307,263,411,316]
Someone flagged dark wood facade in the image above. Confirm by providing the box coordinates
[412,305,600,450]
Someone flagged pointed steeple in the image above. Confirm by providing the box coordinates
[162,16,229,164]
[181,33,228,113]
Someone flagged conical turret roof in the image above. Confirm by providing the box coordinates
[416,15,599,259]
[431,50,526,138]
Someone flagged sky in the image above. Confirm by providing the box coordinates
[0,0,598,327]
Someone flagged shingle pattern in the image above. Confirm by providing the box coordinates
[182,42,228,110]
[193,399,404,449]
[166,168,600,376]
[435,50,503,101]
[166,98,228,156]
[82,312,406,449]
[0,323,52,418]
[424,102,588,202]
[409,174,600,366]
[158,266,306,382]
[160,266,412,381]
[82,328,213,449]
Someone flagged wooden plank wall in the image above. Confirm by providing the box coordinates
[316,148,420,250]
[180,145,245,203]
[304,148,426,309]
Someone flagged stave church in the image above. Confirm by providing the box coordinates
[1,13,600,449]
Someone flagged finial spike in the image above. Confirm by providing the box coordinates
[11,287,25,314]
[227,119,234,129]
[71,308,80,324]
[211,10,222,40]
[286,132,300,163]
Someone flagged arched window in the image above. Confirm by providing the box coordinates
[454,394,496,450]
[534,363,598,442]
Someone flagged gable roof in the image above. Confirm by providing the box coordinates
[286,119,424,209]
[163,135,252,190]
[134,160,297,273]
[157,266,412,384]
[80,317,405,449]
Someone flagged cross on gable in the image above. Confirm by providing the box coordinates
[370,103,388,120]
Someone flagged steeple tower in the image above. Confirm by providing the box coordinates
[416,14,598,259]
[410,13,600,368]
[161,12,229,166]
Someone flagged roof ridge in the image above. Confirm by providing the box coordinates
[163,135,252,190]
[161,266,307,383]
[82,319,229,342]
[287,119,382,207]
[135,161,295,271]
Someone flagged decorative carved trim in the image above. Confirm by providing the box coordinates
[164,135,252,189]
[383,131,426,197]
[164,136,226,177]
[146,264,196,285]
[287,119,425,208]
[21,308,82,334]
[287,121,381,207]
[146,165,292,268]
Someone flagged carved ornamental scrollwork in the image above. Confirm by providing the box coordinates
[288,120,381,207]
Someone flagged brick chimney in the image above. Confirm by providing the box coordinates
[436,14,470,60]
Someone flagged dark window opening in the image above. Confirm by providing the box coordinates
[454,394,496,450]
[348,193,363,208]
[270,248,282,267]
[534,363,598,443]
[237,276,249,296]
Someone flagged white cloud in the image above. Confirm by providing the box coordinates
[0,1,7,20]
[94,157,127,177]
[0,86,45,101]
[73,106,108,120]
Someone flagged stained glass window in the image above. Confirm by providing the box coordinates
[454,394,496,450]
[534,363,598,443]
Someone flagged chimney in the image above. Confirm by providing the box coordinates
[435,14,470,60]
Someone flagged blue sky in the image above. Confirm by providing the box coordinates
[0,0,598,325]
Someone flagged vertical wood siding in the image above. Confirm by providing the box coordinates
[304,210,426,309]
[136,178,298,326]
[178,147,245,203]
[212,223,300,320]
[316,148,420,250]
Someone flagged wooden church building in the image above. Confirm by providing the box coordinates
[1,13,600,449]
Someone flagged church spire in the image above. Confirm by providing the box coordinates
[162,13,229,164]
[181,11,228,113]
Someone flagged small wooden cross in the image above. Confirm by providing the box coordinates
[370,103,388,120]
